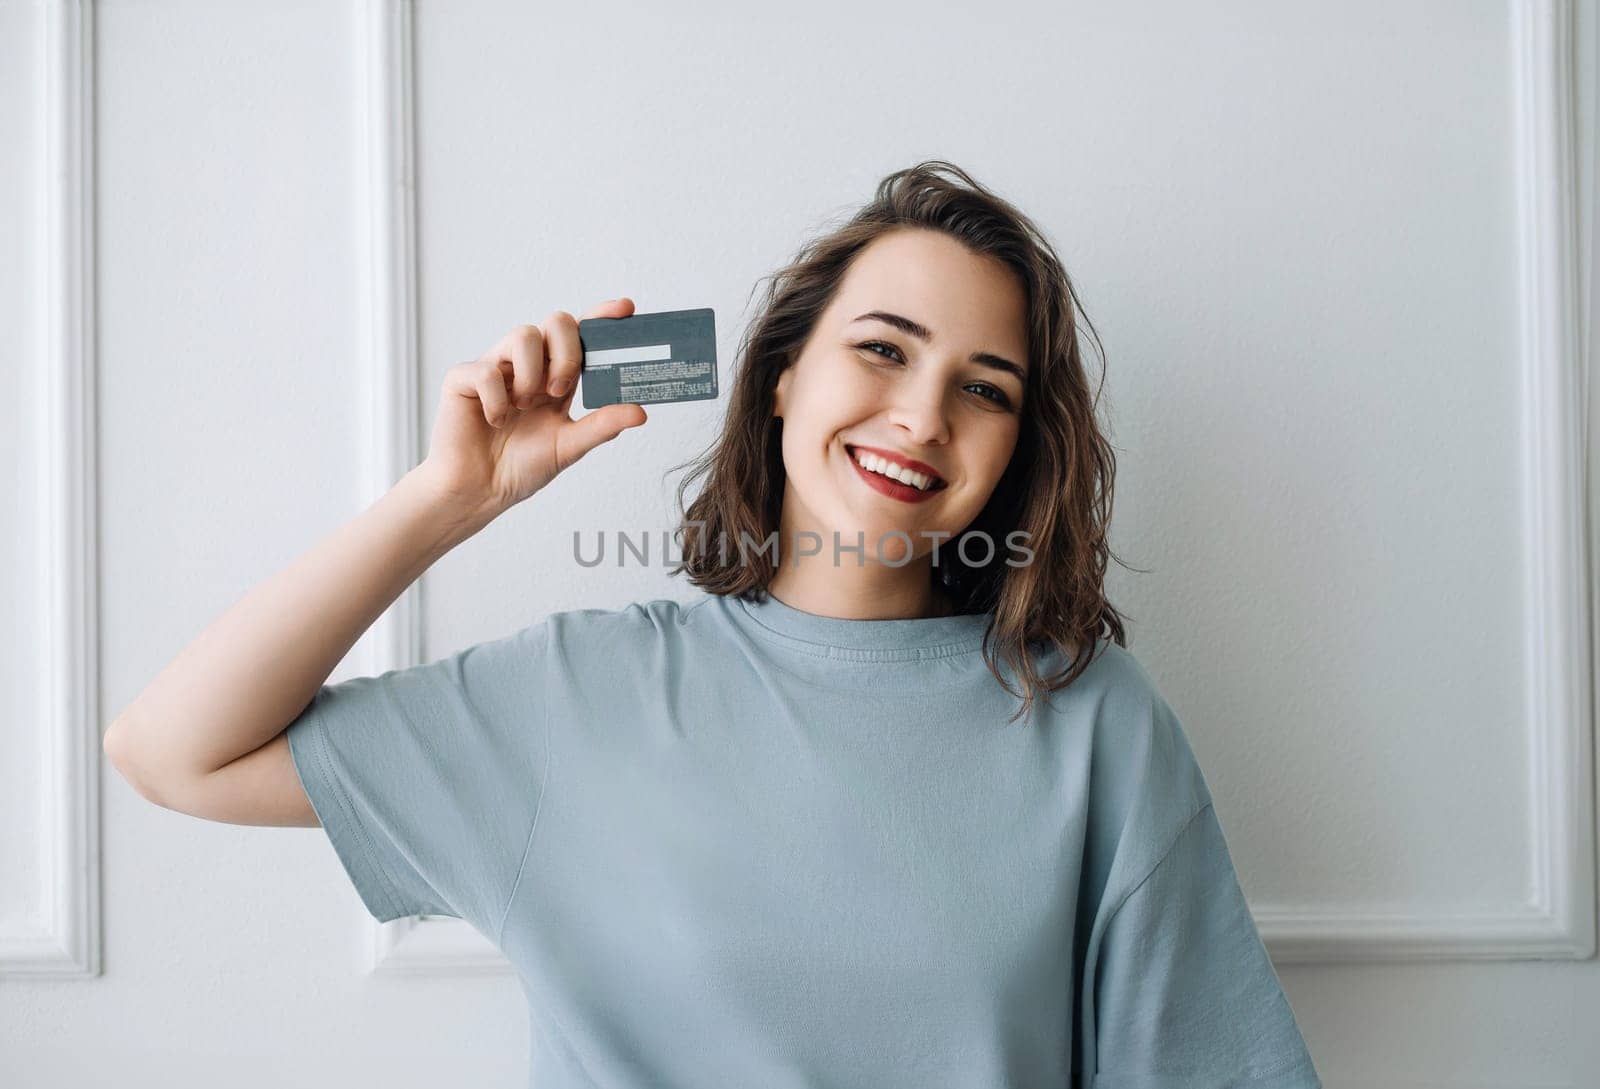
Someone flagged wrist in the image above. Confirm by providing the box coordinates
[394,465,500,548]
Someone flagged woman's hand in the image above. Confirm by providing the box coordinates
[418,298,648,522]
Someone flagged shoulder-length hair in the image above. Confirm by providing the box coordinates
[665,159,1134,723]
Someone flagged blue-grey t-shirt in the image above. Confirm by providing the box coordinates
[286,589,1321,1089]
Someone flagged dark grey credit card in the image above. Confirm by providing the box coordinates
[577,307,718,408]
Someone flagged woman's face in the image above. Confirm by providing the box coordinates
[772,228,1029,567]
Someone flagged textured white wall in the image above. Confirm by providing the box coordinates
[3,0,1598,1086]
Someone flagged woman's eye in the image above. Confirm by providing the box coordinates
[969,384,1013,409]
[857,341,1016,410]
[857,340,903,362]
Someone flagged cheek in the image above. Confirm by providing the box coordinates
[967,430,1019,491]
[780,422,833,485]
[814,352,878,398]
[986,419,1021,462]
[791,367,877,437]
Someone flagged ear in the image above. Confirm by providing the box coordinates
[772,366,791,420]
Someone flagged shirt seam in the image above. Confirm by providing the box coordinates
[497,640,552,947]
[732,596,987,661]
[726,628,1008,695]
[1250,1051,1318,1080]
[1098,801,1215,932]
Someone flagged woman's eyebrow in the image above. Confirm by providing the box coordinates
[849,310,1026,384]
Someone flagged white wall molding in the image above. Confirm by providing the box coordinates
[0,0,100,979]
[350,0,509,975]
[373,912,508,976]
[1256,0,1596,964]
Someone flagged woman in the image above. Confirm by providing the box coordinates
[106,161,1321,1088]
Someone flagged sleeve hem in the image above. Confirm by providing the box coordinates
[286,701,412,923]
[1088,1052,1321,1088]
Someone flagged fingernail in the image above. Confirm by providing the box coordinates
[552,377,572,396]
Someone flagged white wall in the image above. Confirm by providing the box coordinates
[3,1,1597,1086]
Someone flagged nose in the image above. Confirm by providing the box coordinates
[887,376,951,447]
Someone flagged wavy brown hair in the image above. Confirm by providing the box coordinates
[664,160,1135,723]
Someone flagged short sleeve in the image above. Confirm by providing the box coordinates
[1088,802,1321,1089]
[285,621,551,938]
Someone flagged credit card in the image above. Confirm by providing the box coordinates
[577,307,719,408]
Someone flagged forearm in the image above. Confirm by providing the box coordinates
[105,465,495,783]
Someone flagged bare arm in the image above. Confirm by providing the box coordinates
[103,304,648,817]
[103,464,491,792]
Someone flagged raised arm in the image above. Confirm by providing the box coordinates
[103,304,648,823]
[102,465,489,804]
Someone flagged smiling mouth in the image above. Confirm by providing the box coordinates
[844,444,948,493]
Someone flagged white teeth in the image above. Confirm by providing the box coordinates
[851,448,938,492]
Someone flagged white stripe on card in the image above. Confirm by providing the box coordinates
[584,343,673,366]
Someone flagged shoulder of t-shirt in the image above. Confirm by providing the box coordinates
[533,594,721,650]
[1066,639,1216,887]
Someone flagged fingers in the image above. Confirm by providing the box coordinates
[543,297,634,403]
[441,357,517,428]
[499,325,545,410]
[579,296,634,321]
[462,299,637,428]
[475,358,514,426]
[540,310,583,400]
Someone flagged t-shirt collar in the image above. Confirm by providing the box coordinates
[730,588,990,657]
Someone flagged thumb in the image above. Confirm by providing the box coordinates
[558,403,647,466]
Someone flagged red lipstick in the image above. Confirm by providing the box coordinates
[845,444,947,504]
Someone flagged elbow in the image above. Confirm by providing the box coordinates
[102,715,174,809]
